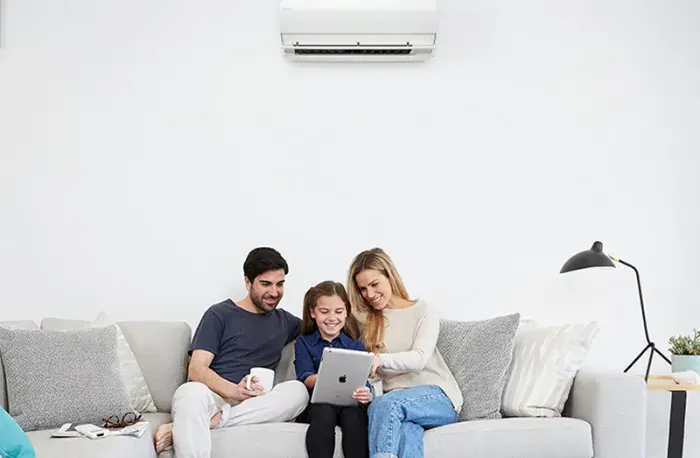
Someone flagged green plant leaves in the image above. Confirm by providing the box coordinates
[668,329,700,355]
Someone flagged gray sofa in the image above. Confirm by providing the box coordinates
[1,318,647,458]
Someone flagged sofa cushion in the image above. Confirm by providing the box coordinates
[154,417,592,458]
[41,318,191,413]
[0,320,39,411]
[155,423,341,458]
[274,342,297,385]
[142,412,172,429]
[116,321,191,412]
[40,315,158,414]
[27,425,158,458]
[211,423,341,458]
[0,325,134,431]
[27,413,171,458]
[501,321,599,417]
[423,417,593,458]
[436,313,520,421]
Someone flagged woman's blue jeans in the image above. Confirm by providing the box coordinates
[367,385,457,458]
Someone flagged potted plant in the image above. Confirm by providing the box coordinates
[668,329,700,374]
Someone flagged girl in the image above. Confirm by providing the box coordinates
[347,248,462,458]
[294,280,372,458]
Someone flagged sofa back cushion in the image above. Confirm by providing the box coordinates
[0,320,39,411]
[116,321,191,412]
[274,341,297,385]
[41,318,192,412]
[501,321,599,417]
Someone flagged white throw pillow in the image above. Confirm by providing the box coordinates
[501,320,599,417]
[92,312,157,413]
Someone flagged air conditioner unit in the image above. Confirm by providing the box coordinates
[278,0,438,62]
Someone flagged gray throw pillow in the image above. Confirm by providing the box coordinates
[0,320,39,411]
[0,325,135,431]
[437,313,520,421]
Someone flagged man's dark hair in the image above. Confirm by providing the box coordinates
[243,247,289,283]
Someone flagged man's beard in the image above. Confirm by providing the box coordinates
[250,290,280,313]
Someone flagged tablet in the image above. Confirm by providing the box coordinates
[310,347,374,406]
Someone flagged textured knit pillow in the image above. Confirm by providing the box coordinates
[501,321,599,417]
[40,313,158,413]
[0,321,39,412]
[0,326,135,431]
[437,313,520,421]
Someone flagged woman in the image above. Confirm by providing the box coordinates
[347,248,462,458]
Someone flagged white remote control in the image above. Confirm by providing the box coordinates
[50,423,82,438]
[75,424,109,439]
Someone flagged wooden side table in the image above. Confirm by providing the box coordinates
[646,375,700,458]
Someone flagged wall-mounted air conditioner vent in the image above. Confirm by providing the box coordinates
[279,0,438,62]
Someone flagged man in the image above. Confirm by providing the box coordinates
[154,247,309,457]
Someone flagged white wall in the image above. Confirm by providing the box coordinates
[1,1,699,456]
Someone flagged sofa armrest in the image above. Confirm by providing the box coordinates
[565,370,646,458]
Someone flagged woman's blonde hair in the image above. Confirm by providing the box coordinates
[301,280,360,340]
[347,248,411,353]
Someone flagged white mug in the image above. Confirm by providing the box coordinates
[245,367,275,393]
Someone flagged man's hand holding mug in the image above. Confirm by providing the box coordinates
[239,367,276,401]
[232,376,263,401]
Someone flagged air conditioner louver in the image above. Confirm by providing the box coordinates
[295,49,413,55]
[279,0,438,63]
[293,42,414,56]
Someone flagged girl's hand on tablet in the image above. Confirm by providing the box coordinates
[352,386,372,404]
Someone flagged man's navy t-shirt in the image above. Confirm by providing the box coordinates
[189,299,302,384]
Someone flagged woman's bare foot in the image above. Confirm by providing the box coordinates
[210,411,222,429]
[154,423,173,453]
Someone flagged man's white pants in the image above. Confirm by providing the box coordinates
[171,380,309,458]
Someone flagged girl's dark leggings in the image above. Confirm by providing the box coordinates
[299,403,369,458]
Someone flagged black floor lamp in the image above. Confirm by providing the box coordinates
[560,241,671,382]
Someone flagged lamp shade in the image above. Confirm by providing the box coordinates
[560,241,615,273]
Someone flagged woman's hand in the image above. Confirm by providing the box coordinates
[369,355,383,378]
[352,386,372,404]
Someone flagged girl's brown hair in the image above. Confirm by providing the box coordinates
[301,280,360,340]
[347,248,411,353]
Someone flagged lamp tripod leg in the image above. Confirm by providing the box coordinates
[644,343,655,383]
[624,342,652,374]
[653,346,672,365]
